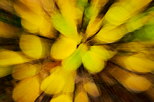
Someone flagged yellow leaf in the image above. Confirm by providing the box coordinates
[0,21,20,38]
[41,67,76,94]
[75,90,89,102]
[90,45,116,61]
[109,65,152,92]
[13,75,40,102]
[12,63,41,80]
[55,0,78,26]
[51,12,81,43]
[62,44,88,71]
[0,66,12,78]
[94,25,127,43]
[0,0,14,13]
[50,36,77,60]
[85,18,103,38]
[50,94,72,102]
[14,1,55,38]
[123,75,152,92]
[20,34,51,59]
[83,81,100,97]
[104,0,152,25]
[82,50,105,74]
[112,53,154,73]
[0,49,31,66]
[85,0,108,38]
